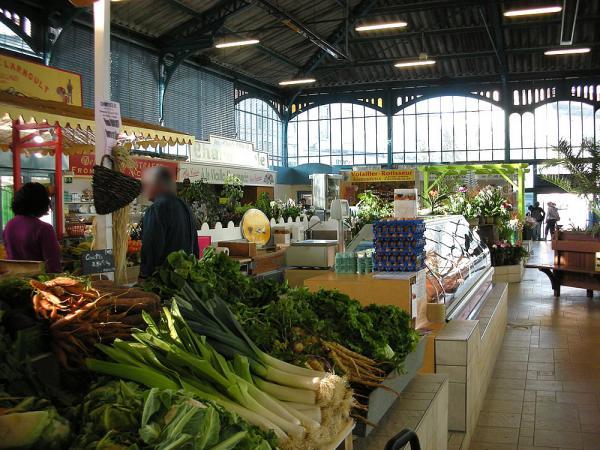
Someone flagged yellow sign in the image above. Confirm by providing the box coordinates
[0,53,82,106]
[350,169,415,182]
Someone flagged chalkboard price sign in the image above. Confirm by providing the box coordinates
[81,249,115,274]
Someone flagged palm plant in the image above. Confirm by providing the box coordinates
[541,139,600,224]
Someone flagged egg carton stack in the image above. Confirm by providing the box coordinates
[373,219,426,272]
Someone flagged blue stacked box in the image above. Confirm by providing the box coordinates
[373,219,426,272]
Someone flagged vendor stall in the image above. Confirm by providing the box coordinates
[0,91,193,242]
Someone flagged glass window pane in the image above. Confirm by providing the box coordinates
[308,107,318,121]
[320,120,330,154]
[453,96,466,112]
[393,116,403,153]
[298,121,308,156]
[467,111,479,150]
[480,110,492,149]
[428,97,441,113]
[492,109,504,150]
[341,103,353,118]
[319,104,330,120]
[331,119,341,156]
[354,117,365,154]
[522,112,535,148]
[582,104,594,142]
[454,112,466,150]
[416,115,428,154]
[342,118,353,155]
[416,99,428,114]
[429,114,441,151]
[308,121,319,157]
[570,102,582,147]
[441,96,453,113]
[558,101,570,142]
[546,102,559,149]
[377,116,387,156]
[405,114,416,152]
[330,103,341,119]
[362,116,374,153]
[288,121,297,158]
[353,104,364,117]
[441,112,453,151]
[510,113,521,150]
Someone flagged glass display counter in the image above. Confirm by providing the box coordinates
[346,215,492,318]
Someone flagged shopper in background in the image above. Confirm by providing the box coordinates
[139,166,199,279]
[545,201,560,240]
[530,201,545,241]
[3,182,61,273]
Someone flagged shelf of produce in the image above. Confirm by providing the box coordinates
[302,271,427,328]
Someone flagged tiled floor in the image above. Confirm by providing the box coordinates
[468,242,600,450]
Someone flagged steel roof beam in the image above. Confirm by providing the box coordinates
[252,0,349,60]
[293,69,600,93]
[160,0,251,41]
[314,42,600,69]
[221,25,302,69]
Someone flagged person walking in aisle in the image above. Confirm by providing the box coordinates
[530,201,545,241]
[139,166,199,280]
[545,201,560,240]
[3,182,61,273]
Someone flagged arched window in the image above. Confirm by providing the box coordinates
[235,98,283,166]
[287,103,387,167]
[510,101,595,160]
[0,9,37,58]
[392,96,505,163]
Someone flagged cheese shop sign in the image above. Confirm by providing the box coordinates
[69,154,178,179]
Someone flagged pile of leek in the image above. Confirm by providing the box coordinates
[87,290,352,449]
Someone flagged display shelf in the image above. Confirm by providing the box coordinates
[64,201,94,204]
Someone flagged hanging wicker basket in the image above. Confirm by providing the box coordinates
[93,155,141,215]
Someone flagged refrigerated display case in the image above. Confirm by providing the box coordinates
[346,215,492,319]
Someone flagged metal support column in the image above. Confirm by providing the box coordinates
[93,0,112,251]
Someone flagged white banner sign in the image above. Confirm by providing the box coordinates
[191,135,269,169]
[95,100,121,154]
[178,162,276,186]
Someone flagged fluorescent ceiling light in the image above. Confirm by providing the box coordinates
[394,59,436,68]
[355,21,408,32]
[279,78,316,86]
[215,39,260,48]
[33,135,44,144]
[504,5,562,17]
[544,47,591,55]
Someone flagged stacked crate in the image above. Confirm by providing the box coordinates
[373,219,426,272]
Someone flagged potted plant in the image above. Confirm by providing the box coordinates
[474,186,511,225]
[446,186,480,226]
[490,241,529,282]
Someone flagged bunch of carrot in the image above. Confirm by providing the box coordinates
[30,276,160,368]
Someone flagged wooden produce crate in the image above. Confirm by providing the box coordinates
[218,240,257,257]
[0,259,45,276]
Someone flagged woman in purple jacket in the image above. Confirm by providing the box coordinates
[3,183,61,273]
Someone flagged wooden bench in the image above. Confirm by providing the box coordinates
[525,263,599,298]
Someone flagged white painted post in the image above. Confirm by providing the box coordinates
[93,0,112,251]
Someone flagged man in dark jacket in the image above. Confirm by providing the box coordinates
[139,166,199,279]
[530,201,545,241]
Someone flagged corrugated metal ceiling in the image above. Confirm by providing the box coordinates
[94,0,600,88]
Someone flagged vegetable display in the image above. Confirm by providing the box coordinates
[145,250,420,402]
[73,380,277,449]
[29,277,160,368]
[88,294,353,449]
